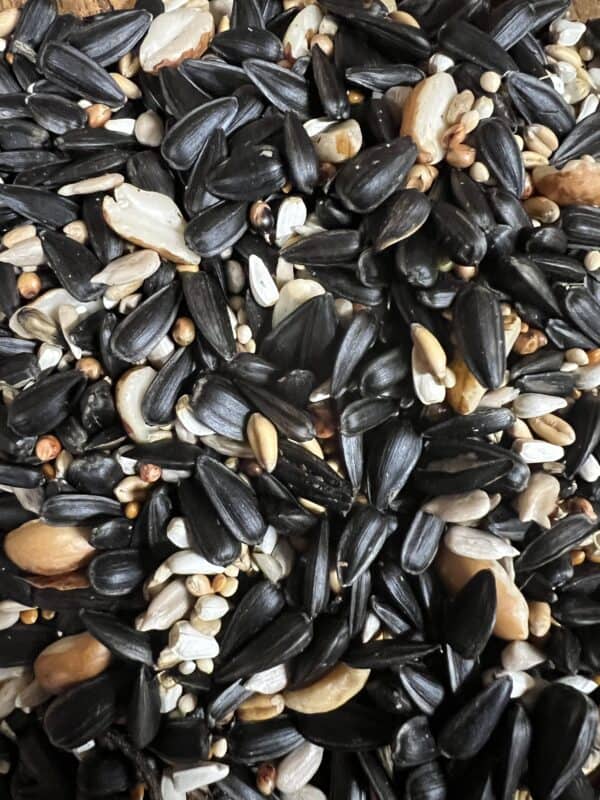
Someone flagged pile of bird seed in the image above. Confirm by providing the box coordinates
[1,0,600,797]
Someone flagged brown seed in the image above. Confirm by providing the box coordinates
[16,272,41,300]
[33,632,112,693]
[238,693,285,722]
[513,329,548,355]
[532,159,600,207]
[436,544,529,640]
[283,663,371,714]
[447,143,476,168]
[42,464,56,480]
[588,348,600,365]
[256,763,277,796]
[310,401,336,439]
[139,463,162,483]
[130,783,145,800]
[86,103,112,128]
[390,10,420,26]
[4,520,94,576]
[523,196,560,224]
[118,52,140,79]
[446,357,486,415]
[528,600,551,638]
[247,412,278,473]
[20,608,38,625]
[76,357,103,380]
[564,496,597,520]
[41,609,56,620]
[35,435,62,463]
[172,316,196,346]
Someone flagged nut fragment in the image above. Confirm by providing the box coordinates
[139,8,215,73]
[33,632,111,693]
[401,73,458,164]
[4,520,94,576]
[283,663,370,713]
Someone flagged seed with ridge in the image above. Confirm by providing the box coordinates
[247,413,278,473]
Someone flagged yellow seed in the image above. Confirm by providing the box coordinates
[124,501,141,520]
[20,609,38,625]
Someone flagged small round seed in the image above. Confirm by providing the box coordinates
[480,70,501,93]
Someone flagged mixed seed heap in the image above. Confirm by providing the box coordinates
[2,0,600,797]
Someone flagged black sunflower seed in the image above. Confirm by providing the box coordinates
[219,579,285,660]
[161,97,238,171]
[506,70,576,139]
[431,201,488,266]
[216,610,313,683]
[110,284,180,363]
[196,453,267,544]
[368,418,422,511]
[346,64,424,91]
[476,117,526,198]
[228,717,304,764]
[294,701,398,751]
[8,371,85,436]
[337,505,392,587]
[529,684,597,800]
[336,138,418,214]
[178,479,241,566]
[38,42,126,107]
[87,549,145,597]
[438,676,513,760]
[80,609,152,665]
[40,229,104,303]
[445,569,497,659]
[185,201,249,259]
[0,184,78,228]
[207,144,286,202]
[181,271,237,361]
[312,41,350,121]
[292,615,350,689]
[453,282,506,390]
[44,674,117,750]
[400,511,446,575]
[243,58,311,118]
[67,9,151,67]
[439,19,517,72]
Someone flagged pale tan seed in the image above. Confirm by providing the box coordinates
[283,663,370,714]
[63,220,88,244]
[545,44,583,67]
[59,173,124,197]
[445,89,474,125]
[110,72,142,99]
[479,70,501,93]
[405,163,438,192]
[469,161,490,183]
[247,413,278,473]
[389,10,420,26]
[2,224,35,249]
[513,471,560,529]
[238,693,285,722]
[524,124,559,156]
[566,347,588,365]
[522,150,549,168]
[529,414,576,446]
[401,73,459,165]
[528,600,552,638]
[118,52,140,78]
[0,8,20,38]
[410,323,446,379]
